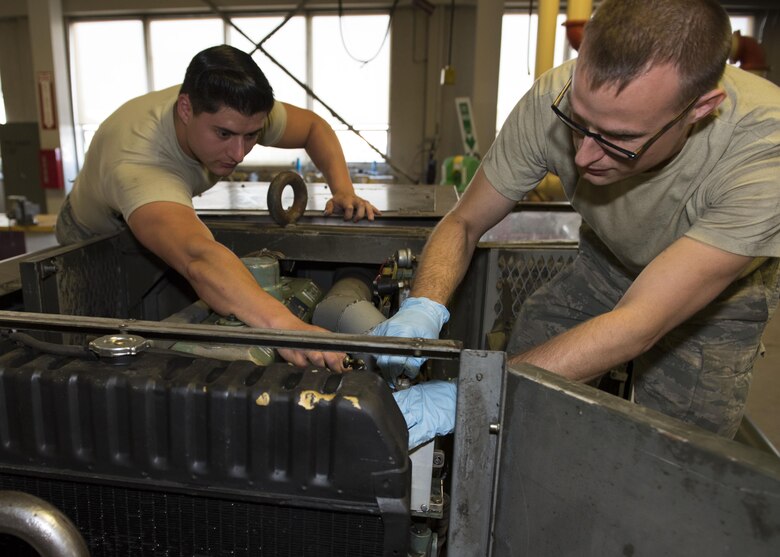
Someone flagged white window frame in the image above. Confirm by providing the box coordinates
[0,71,6,125]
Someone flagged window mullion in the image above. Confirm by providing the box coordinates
[306,13,313,112]
[143,17,153,92]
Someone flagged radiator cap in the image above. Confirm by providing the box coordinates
[89,334,150,358]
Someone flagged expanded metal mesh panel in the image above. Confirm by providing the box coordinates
[0,473,385,557]
[478,248,578,351]
[495,249,576,323]
[55,238,125,317]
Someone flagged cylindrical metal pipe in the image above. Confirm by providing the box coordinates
[0,491,90,557]
[312,276,387,334]
[564,0,592,51]
[534,0,561,79]
[566,0,592,21]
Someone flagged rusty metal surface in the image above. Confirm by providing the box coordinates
[267,171,308,226]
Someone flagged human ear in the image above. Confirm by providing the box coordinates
[177,94,193,124]
[690,88,726,123]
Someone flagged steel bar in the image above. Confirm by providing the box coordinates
[0,310,462,359]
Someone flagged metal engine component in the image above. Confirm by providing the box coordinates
[160,254,323,365]
[0,491,90,557]
[408,522,433,556]
[267,170,308,226]
[89,334,149,358]
[167,306,277,365]
[312,273,387,373]
[374,249,417,314]
[395,247,415,269]
[243,254,323,322]
[312,275,386,334]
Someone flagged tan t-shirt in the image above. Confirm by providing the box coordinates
[483,60,780,276]
[64,86,287,239]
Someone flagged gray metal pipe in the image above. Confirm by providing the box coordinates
[312,276,387,334]
[0,491,90,557]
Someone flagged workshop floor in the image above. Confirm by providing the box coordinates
[745,312,780,451]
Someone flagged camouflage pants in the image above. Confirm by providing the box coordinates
[507,227,780,438]
[55,195,98,245]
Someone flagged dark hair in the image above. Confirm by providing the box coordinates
[179,45,274,115]
[578,0,732,107]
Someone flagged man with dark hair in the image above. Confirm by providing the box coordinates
[374,0,780,439]
[57,44,379,370]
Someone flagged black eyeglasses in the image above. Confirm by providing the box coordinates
[551,77,699,160]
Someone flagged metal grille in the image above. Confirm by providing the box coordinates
[0,474,385,557]
[56,238,125,317]
[496,249,576,322]
[481,248,577,351]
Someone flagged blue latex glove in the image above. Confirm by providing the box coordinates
[369,296,450,379]
[392,381,457,450]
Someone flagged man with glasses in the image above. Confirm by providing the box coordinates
[373,0,780,440]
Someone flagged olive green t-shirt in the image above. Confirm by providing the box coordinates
[483,60,780,276]
[64,86,287,239]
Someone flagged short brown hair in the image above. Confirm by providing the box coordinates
[577,0,731,107]
[180,45,274,116]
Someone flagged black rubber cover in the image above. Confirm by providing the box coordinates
[0,339,410,555]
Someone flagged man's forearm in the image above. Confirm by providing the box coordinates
[512,237,755,383]
[410,214,479,305]
[183,239,300,330]
[510,307,654,382]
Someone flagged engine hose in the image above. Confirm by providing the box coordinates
[7,331,98,360]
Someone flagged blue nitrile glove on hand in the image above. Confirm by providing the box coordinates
[369,296,450,379]
[392,380,457,450]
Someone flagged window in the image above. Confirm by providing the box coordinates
[228,15,308,166]
[69,20,146,160]
[311,15,390,163]
[68,12,391,169]
[496,13,572,133]
[149,19,225,91]
[729,15,754,38]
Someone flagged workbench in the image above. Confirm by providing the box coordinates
[0,213,58,259]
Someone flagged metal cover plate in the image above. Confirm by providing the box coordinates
[492,363,780,556]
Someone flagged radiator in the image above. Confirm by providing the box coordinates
[0,340,410,556]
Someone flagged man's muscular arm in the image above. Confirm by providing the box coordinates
[512,237,753,381]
